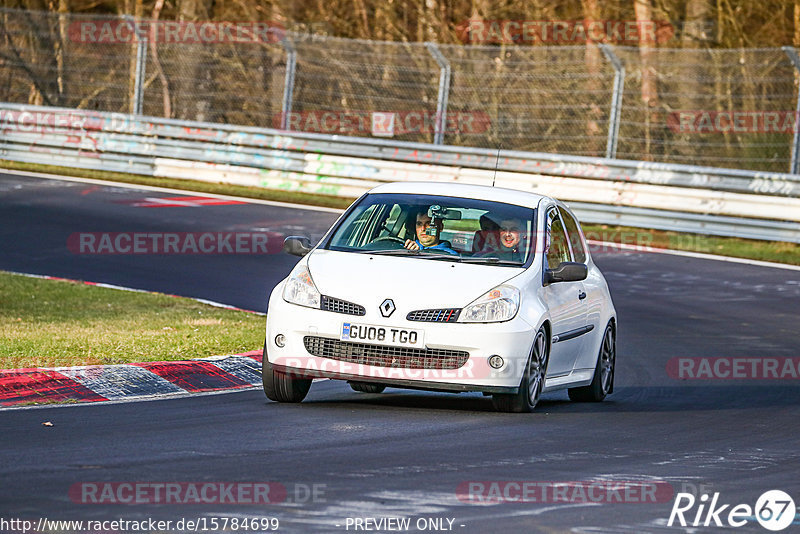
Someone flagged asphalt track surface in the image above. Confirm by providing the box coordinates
[1,172,799,533]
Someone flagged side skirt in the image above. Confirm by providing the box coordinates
[542,369,595,392]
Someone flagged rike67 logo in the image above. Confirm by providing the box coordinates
[668,490,796,531]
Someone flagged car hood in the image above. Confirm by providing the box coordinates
[307,249,524,314]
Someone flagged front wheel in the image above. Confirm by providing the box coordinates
[492,327,549,413]
[262,343,312,403]
[568,322,615,402]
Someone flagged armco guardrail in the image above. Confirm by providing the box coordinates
[1,102,799,243]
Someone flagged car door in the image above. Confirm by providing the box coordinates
[540,207,589,377]
[558,206,604,370]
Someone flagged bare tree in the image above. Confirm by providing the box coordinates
[122,0,143,114]
[148,0,171,117]
[0,7,64,106]
[682,0,715,46]
[582,0,604,156]
[634,0,658,158]
[795,0,800,48]
[677,0,715,159]
[172,0,213,121]
[54,0,68,101]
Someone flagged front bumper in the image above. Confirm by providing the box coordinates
[266,288,537,392]
[270,362,518,394]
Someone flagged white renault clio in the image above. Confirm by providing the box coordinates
[263,182,617,412]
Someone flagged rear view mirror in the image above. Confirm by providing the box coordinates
[427,205,462,220]
[545,262,588,284]
[283,236,312,257]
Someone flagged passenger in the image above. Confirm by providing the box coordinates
[477,218,524,261]
[471,214,501,253]
[404,209,459,255]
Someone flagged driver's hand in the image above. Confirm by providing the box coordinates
[404,239,420,251]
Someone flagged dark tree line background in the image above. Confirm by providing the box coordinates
[3,0,799,48]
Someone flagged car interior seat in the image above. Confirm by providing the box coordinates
[472,214,501,252]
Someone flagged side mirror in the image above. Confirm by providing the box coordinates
[545,262,588,285]
[283,236,312,257]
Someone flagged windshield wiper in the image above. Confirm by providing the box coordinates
[460,257,523,266]
[354,248,462,261]
[354,248,420,256]
[416,251,462,262]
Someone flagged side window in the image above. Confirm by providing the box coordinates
[559,207,587,264]
[336,204,374,246]
[343,204,386,247]
[546,210,572,268]
[375,204,404,239]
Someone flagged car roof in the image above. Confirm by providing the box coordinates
[367,182,550,210]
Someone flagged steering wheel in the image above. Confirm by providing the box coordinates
[365,236,407,250]
[372,236,405,244]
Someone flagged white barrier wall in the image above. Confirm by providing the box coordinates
[2,102,799,242]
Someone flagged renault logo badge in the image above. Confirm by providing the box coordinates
[380,299,396,318]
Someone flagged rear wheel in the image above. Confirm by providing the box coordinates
[492,327,549,413]
[349,381,386,394]
[262,342,312,403]
[568,323,615,402]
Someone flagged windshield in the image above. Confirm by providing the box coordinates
[325,193,536,266]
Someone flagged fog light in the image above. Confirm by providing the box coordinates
[275,334,286,348]
[488,355,504,369]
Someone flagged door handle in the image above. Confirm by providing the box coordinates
[578,291,587,300]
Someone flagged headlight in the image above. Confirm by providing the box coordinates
[460,285,520,323]
[282,265,321,309]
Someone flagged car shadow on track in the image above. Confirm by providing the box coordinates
[303,391,499,413]
[536,385,800,413]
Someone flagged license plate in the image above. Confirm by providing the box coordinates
[340,322,425,349]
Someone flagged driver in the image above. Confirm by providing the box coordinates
[404,209,459,255]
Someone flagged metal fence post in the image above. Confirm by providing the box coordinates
[782,46,800,175]
[598,44,624,159]
[125,16,146,115]
[425,42,451,145]
[280,37,297,131]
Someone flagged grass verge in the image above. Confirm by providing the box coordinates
[581,224,800,265]
[2,159,798,265]
[0,271,264,369]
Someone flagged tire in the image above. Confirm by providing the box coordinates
[492,327,549,413]
[568,322,615,402]
[262,342,312,403]
[349,381,386,394]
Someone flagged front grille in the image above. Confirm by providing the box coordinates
[303,336,469,370]
[407,308,462,323]
[321,295,366,316]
